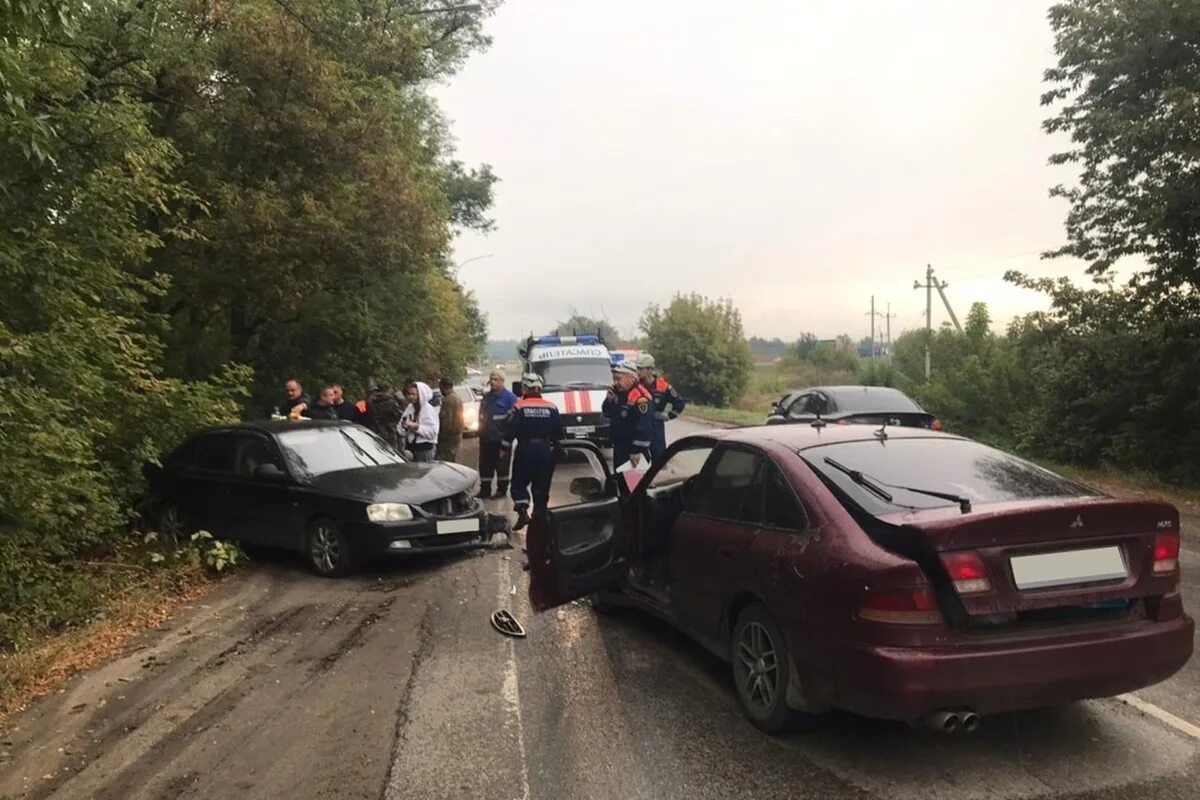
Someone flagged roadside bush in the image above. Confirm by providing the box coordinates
[640,294,754,407]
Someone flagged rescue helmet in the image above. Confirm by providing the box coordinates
[636,353,656,370]
[521,372,545,390]
[612,362,638,378]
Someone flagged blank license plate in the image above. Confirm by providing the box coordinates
[1010,546,1127,590]
[436,518,480,535]
[565,425,595,435]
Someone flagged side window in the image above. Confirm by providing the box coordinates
[167,437,201,467]
[763,462,809,532]
[692,448,762,523]
[194,433,236,473]
[234,433,284,478]
[648,444,714,489]
[555,445,612,506]
[787,394,812,416]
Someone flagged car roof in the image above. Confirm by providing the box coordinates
[680,423,962,452]
[198,419,354,435]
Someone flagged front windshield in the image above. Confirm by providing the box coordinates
[531,357,612,389]
[801,437,1098,514]
[278,426,405,477]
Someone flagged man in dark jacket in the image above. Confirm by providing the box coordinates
[280,379,311,419]
[477,369,518,498]
[304,385,340,421]
[331,383,360,422]
[363,385,404,450]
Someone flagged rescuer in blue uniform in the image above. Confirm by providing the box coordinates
[603,361,653,469]
[477,369,518,498]
[636,353,686,465]
[502,373,564,531]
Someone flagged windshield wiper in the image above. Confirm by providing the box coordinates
[339,430,379,467]
[887,484,973,514]
[823,457,896,504]
[823,456,972,513]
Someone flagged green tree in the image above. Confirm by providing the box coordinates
[554,312,619,344]
[1044,0,1200,295]
[639,294,753,407]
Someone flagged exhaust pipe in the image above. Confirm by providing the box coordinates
[960,711,980,733]
[924,710,961,734]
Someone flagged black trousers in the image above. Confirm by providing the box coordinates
[511,442,554,510]
[478,439,511,492]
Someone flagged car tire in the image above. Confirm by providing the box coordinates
[307,518,353,578]
[731,603,798,734]
[156,501,190,550]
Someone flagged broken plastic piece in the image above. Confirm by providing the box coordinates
[490,609,526,638]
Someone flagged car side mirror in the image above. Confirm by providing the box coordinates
[254,463,286,481]
[568,476,605,501]
[512,381,522,396]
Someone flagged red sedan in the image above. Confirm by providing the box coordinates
[528,427,1193,733]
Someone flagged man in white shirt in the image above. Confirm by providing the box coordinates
[400,380,440,462]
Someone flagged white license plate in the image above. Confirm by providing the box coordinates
[565,425,596,435]
[1010,546,1127,590]
[436,518,480,535]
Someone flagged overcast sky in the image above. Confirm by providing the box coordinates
[436,0,1093,342]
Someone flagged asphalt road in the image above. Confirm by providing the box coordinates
[3,418,1199,799]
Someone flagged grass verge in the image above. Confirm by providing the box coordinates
[0,562,223,723]
[688,405,764,428]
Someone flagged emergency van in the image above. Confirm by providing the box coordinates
[518,335,613,447]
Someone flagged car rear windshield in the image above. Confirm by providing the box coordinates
[800,437,1098,515]
[531,357,612,389]
[829,388,921,413]
[278,427,405,477]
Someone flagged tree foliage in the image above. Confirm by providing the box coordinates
[640,294,753,407]
[0,0,497,648]
[1044,0,1200,295]
[554,312,619,344]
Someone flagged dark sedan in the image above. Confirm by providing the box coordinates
[530,431,1192,733]
[145,420,490,576]
[766,385,940,429]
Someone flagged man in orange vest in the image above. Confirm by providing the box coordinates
[636,354,686,465]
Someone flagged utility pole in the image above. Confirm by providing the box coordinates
[885,302,897,361]
[913,264,963,379]
[865,298,885,360]
[870,295,875,359]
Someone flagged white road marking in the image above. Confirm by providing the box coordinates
[1117,693,1200,741]
[498,559,532,800]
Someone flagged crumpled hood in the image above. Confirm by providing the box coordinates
[305,461,478,506]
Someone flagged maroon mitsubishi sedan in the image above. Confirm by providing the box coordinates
[528,427,1193,734]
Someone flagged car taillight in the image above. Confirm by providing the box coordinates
[940,551,992,594]
[1153,534,1180,574]
[859,588,943,624]
[837,419,848,426]
[931,418,943,431]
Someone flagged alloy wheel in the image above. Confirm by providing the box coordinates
[310,521,341,574]
[735,621,779,715]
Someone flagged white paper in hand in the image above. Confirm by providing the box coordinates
[615,459,650,474]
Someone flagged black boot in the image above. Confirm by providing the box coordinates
[497,482,509,498]
[475,484,492,500]
[514,507,530,531]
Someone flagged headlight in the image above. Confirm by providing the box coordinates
[367,503,414,523]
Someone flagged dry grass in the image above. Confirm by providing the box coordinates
[0,564,221,722]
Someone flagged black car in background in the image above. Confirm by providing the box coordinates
[145,420,489,576]
[765,385,940,429]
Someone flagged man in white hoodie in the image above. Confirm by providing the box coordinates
[400,380,440,462]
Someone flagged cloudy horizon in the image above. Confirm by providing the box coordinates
[436,0,1106,342]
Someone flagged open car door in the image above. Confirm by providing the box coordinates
[528,441,630,612]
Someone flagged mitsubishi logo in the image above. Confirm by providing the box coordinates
[1070,515,1084,529]
[576,415,583,423]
